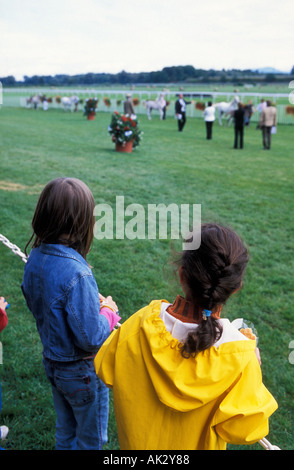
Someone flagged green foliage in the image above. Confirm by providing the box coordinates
[0,107,293,450]
[1,65,293,87]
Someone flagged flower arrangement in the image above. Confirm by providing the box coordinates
[84,98,98,116]
[286,106,294,116]
[108,111,142,148]
[55,95,61,104]
[132,97,140,106]
[195,102,205,111]
[103,97,111,107]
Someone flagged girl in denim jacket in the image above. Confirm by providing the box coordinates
[22,178,120,450]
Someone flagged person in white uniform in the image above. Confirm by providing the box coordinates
[203,101,215,140]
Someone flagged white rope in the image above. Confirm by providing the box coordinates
[0,233,28,263]
[259,437,281,450]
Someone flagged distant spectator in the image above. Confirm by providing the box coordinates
[203,101,215,140]
[161,94,167,120]
[256,99,267,129]
[244,100,254,126]
[175,94,193,132]
[259,101,277,150]
[257,99,267,115]
[124,94,135,116]
[43,97,48,111]
[233,103,245,149]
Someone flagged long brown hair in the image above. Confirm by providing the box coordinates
[25,177,95,259]
[179,223,249,357]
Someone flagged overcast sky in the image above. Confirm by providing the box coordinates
[1,0,293,80]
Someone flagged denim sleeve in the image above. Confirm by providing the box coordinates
[66,273,110,354]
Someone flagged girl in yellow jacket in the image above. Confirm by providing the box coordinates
[94,223,278,450]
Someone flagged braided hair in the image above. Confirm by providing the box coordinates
[179,223,249,358]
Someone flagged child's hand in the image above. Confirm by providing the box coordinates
[99,293,118,313]
[0,297,8,311]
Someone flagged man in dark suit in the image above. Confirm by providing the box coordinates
[233,103,245,149]
[175,94,192,131]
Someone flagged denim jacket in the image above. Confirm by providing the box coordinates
[21,244,110,362]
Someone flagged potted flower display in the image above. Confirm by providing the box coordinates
[286,106,294,116]
[103,97,111,107]
[108,111,142,153]
[84,98,98,120]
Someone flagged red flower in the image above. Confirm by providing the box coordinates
[121,115,127,122]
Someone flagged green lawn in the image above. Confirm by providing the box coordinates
[0,106,293,450]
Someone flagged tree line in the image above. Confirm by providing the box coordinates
[1,65,293,87]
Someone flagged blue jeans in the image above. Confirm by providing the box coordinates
[43,357,109,450]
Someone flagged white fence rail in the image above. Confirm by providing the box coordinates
[2,88,293,124]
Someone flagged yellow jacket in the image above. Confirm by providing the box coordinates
[95,300,277,450]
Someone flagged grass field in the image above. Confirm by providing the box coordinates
[0,106,293,450]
